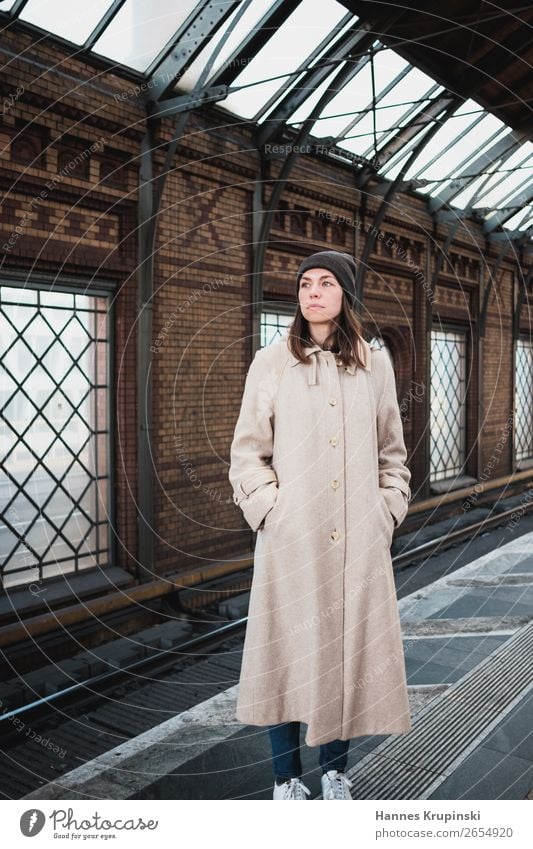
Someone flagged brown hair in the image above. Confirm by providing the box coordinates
[287,291,367,370]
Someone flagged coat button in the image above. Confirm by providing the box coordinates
[331,479,340,489]
[329,529,340,542]
[329,397,337,405]
[329,436,338,446]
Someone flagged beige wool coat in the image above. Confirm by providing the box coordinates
[228,333,412,746]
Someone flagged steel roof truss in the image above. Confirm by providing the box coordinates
[254,20,375,148]
[146,0,241,102]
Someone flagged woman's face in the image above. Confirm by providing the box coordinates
[298,267,344,325]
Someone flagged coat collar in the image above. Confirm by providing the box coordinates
[288,336,372,386]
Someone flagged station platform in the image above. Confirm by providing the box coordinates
[25,530,533,801]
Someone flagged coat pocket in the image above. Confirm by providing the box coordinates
[380,485,409,529]
[239,480,279,533]
[378,488,396,544]
[260,483,284,532]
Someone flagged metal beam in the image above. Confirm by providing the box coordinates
[146,0,240,102]
[356,97,460,302]
[356,93,459,187]
[251,45,379,355]
[254,20,376,150]
[358,83,440,160]
[208,0,301,88]
[135,4,254,576]
[513,254,532,341]
[430,166,502,290]
[489,225,533,242]
[428,130,524,212]
[484,186,533,233]
[137,119,156,577]
[337,63,411,140]
[83,0,128,51]
[147,85,228,119]
[6,0,30,15]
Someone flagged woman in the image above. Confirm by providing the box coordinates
[229,250,412,800]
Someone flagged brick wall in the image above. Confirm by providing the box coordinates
[1,29,140,575]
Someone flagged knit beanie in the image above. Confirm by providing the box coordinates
[296,250,357,308]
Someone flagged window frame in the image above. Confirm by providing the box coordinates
[0,274,116,588]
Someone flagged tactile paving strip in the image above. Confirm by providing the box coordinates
[342,621,533,799]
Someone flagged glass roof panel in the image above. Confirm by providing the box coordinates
[18,0,115,44]
[340,111,390,156]
[340,100,440,161]
[373,64,435,114]
[293,47,411,139]
[367,48,409,94]
[503,205,533,231]
[178,0,276,92]
[491,171,533,211]
[92,0,198,72]
[380,150,414,179]
[410,125,509,204]
[473,149,533,209]
[255,13,358,125]
[401,99,486,178]
[286,64,349,130]
[363,90,446,174]
[289,54,373,137]
[219,0,348,120]
[440,173,487,208]
[359,77,441,157]
[404,113,507,196]
[0,0,20,12]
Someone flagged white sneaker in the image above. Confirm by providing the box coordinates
[273,777,311,800]
[321,769,354,799]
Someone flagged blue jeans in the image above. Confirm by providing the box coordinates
[267,721,350,781]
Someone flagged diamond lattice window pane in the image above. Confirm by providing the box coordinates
[66,469,93,503]
[0,284,111,588]
[430,328,467,482]
[22,365,57,410]
[61,367,92,404]
[24,515,59,559]
[0,421,18,470]
[3,441,35,486]
[2,302,35,333]
[23,420,57,458]
[515,339,533,462]
[2,337,37,375]
[41,305,72,335]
